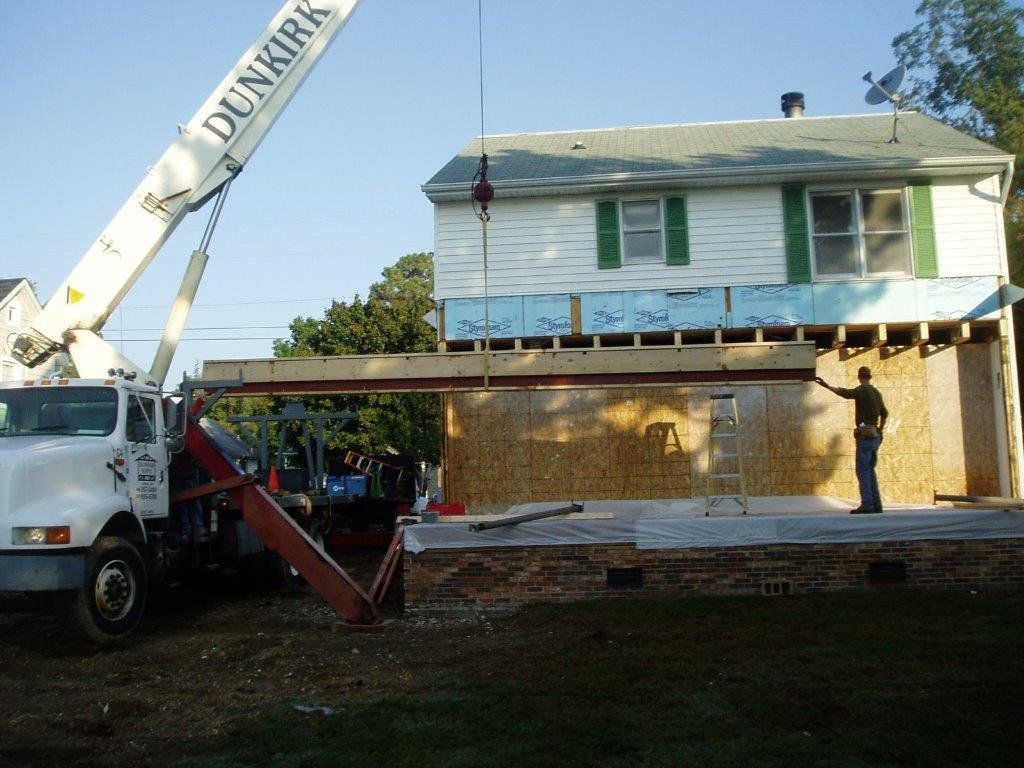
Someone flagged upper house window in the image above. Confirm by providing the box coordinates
[596,197,690,269]
[810,188,912,278]
[6,304,20,326]
[621,200,664,263]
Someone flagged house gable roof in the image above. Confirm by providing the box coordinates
[422,112,1012,201]
[0,278,43,319]
[0,279,26,300]
[0,278,31,305]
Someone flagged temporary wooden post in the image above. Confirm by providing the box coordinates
[912,322,930,346]
[872,324,887,348]
[952,321,971,345]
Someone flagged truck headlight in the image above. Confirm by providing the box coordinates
[12,526,71,545]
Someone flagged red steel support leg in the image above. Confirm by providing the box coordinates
[185,420,378,624]
[369,525,404,605]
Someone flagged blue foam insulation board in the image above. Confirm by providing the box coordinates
[812,280,919,324]
[444,296,524,339]
[523,294,573,336]
[581,292,628,333]
[730,284,813,327]
[916,276,1000,321]
[634,289,725,330]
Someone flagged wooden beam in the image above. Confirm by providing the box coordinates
[754,328,764,343]
[570,296,582,335]
[795,327,805,342]
[832,325,846,349]
[201,341,818,396]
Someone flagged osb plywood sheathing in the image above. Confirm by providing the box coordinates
[442,345,1000,507]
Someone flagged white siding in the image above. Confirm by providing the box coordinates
[0,283,47,379]
[434,187,788,300]
[934,174,1004,277]
[433,176,1008,300]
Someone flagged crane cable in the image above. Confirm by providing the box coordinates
[471,0,494,390]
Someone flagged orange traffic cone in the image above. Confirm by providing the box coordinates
[267,466,280,492]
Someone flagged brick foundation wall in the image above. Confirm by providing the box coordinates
[403,538,1024,614]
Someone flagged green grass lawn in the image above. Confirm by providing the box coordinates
[173,589,1023,768]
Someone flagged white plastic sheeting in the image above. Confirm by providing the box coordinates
[402,497,1024,554]
[635,509,1024,550]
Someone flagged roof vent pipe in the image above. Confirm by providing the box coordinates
[781,92,805,118]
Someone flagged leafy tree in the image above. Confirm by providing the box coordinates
[274,252,441,462]
[893,0,1024,280]
[894,1,1024,397]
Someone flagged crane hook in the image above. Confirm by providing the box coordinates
[472,153,494,222]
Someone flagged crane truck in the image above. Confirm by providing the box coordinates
[0,0,382,642]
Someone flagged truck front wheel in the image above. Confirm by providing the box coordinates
[59,536,148,644]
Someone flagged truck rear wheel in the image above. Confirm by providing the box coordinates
[59,536,147,644]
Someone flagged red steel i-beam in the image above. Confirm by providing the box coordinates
[184,419,378,624]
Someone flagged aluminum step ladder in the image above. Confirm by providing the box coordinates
[344,451,404,481]
[705,393,748,516]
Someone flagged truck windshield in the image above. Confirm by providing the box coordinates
[0,387,118,437]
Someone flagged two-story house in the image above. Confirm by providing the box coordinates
[1,278,66,382]
[422,104,1021,509]
[1,279,41,382]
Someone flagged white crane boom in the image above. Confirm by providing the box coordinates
[12,0,361,382]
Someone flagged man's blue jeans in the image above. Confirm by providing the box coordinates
[855,435,882,510]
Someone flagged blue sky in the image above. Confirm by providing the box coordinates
[0,0,922,381]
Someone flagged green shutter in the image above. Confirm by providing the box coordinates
[664,196,690,265]
[782,184,811,283]
[908,180,938,278]
[596,199,621,269]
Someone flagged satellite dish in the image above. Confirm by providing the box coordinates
[863,64,906,105]
[862,64,907,143]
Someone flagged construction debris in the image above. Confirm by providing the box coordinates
[469,503,584,532]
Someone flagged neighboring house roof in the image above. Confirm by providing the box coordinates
[0,278,29,303]
[422,112,1012,201]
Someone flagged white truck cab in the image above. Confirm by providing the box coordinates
[0,375,179,639]
[0,0,376,642]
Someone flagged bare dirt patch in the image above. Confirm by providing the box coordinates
[0,550,505,768]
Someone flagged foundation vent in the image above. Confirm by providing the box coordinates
[868,561,908,584]
[606,567,644,589]
[761,580,793,596]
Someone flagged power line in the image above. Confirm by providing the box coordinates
[119,297,339,310]
[113,336,288,342]
[121,324,292,331]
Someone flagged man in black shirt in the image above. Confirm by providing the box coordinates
[815,366,889,514]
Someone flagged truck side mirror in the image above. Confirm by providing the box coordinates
[163,396,186,453]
